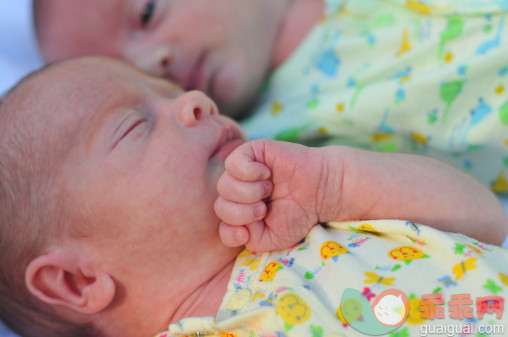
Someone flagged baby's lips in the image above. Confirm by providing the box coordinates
[212,138,246,162]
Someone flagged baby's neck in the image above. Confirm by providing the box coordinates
[272,0,325,68]
[96,246,242,337]
[170,258,237,321]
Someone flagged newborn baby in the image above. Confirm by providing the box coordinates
[0,57,506,337]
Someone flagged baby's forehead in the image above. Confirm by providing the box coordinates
[5,57,182,146]
[2,59,124,140]
[0,69,79,180]
[37,0,123,21]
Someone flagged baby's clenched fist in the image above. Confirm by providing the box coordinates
[214,139,339,252]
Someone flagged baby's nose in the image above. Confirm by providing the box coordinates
[177,91,218,127]
[158,48,172,77]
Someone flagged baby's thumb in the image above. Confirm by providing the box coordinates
[225,140,271,182]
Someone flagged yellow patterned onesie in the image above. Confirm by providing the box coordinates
[156,220,508,337]
[242,0,508,193]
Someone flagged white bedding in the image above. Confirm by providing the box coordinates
[0,1,507,337]
[0,1,42,97]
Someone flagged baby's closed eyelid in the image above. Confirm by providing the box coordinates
[124,118,149,136]
[124,118,151,142]
[111,111,150,149]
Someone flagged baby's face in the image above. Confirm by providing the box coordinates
[44,57,246,282]
[36,0,287,115]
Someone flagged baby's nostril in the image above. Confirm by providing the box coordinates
[194,107,202,120]
[161,57,169,68]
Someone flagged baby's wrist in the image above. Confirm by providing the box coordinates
[314,146,349,223]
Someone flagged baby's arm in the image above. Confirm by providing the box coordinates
[214,139,508,251]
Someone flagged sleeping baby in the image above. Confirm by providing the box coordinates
[0,57,507,337]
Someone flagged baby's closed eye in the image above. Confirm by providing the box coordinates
[123,118,150,141]
[112,113,151,149]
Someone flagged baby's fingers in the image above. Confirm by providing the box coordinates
[243,221,280,253]
[225,142,270,182]
[214,197,266,226]
[219,221,271,252]
[217,173,273,204]
[219,222,249,247]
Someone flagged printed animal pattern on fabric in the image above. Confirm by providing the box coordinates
[156,219,508,336]
[241,0,508,193]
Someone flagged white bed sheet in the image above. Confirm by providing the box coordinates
[0,0,43,97]
[0,1,507,336]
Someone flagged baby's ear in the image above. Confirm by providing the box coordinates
[25,248,116,315]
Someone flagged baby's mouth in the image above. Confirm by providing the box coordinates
[210,124,245,161]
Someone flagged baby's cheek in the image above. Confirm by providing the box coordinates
[212,59,254,108]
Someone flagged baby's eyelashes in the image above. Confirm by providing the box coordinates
[111,113,150,150]
[122,119,150,141]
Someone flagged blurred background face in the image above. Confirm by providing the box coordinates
[36,0,290,116]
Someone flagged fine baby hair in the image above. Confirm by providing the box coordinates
[0,64,102,336]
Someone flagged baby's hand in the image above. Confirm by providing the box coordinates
[214,139,339,252]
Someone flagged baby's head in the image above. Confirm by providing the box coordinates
[0,57,245,337]
[0,62,94,336]
[33,0,290,116]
